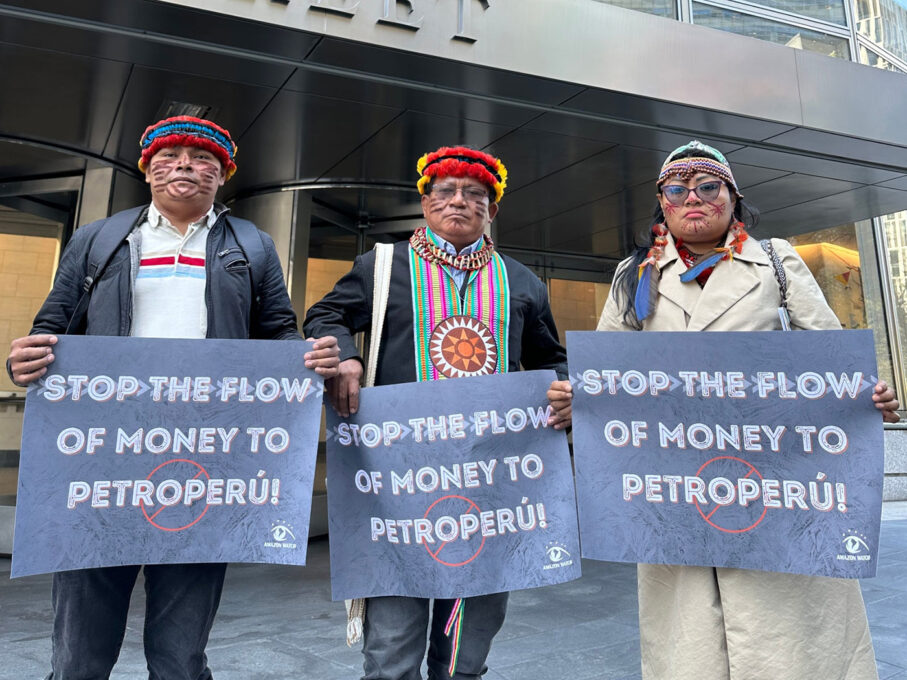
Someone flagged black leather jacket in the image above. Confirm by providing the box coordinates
[30,205,301,341]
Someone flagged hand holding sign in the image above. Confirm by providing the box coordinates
[7,333,58,385]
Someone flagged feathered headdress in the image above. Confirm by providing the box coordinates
[416,146,508,203]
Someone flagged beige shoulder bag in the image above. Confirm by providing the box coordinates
[345,241,394,645]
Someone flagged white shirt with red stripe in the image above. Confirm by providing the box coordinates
[131,203,217,339]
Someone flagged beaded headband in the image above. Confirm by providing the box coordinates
[417,146,508,203]
[139,116,238,180]
[657,141,741,198]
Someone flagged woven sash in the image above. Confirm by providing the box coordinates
[409,244,510,382]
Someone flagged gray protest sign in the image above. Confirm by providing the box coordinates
[325,370,581,600]
[569,329,883,578]
[12,336,323,578]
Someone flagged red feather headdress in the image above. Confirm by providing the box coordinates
[416,146,508,203]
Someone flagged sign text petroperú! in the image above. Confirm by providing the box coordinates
[273,0,491,42]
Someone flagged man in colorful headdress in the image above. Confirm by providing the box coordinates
[7,116,339,679]
[304,145,568,679]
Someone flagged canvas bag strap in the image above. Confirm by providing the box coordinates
[346,242,394,646]
[366,242,394,388]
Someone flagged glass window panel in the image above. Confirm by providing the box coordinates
[881,211,907,401]
[858,42,906,71]
[747,0,846,25]
[787,225,866,329]
[692,3,850,59]
[0,226,60,393]
[307,254,358,497]
[305,229,359,497]
[0,451,16,505]
[855,0,907,64]
[305,256,359,317]
[549,279,612,332]
[0,211,61,507]
[786,222,896,390]
[590,0,677,19]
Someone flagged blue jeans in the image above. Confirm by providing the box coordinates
[362,593,509,680]
[46,563,227,680]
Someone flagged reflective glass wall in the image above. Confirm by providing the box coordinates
[691,3,850,59]
[591,0,678,18]
[0,207,62,509]
[855,0,907,65]
[595,0,907,71]
[881,211,907,397]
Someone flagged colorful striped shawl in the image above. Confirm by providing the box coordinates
[408,242,511,382]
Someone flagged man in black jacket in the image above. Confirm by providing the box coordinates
[304,145,569,680]
[7,116,339,680]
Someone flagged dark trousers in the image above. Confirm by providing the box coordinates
[362,593,509,680]
[46,562,227,680]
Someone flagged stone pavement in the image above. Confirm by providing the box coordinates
[3,505,907,679]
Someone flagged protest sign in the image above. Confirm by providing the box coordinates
[12,336,323,578]
[325,370,581,600]
[569,329,883,578]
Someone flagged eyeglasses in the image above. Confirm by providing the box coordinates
[429,183,490,204]
[661,181,724,205]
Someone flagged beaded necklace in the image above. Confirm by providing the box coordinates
[409,226,495,271]
[676,242,714,286]
[677,222,749,284]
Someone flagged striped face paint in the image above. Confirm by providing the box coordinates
[146,145,224,204]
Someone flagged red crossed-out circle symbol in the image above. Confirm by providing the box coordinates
[141,458,211,532]
[422,494,486,567]
[693,455,768,534]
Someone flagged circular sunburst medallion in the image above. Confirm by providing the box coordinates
[429,315,498,379]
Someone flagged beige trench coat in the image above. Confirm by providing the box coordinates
[597,233,878,680]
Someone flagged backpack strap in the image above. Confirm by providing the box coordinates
[225,216,267,303]
[759,238,792,331]
[66,206,146,334]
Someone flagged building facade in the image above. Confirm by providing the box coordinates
[1,0,906,547]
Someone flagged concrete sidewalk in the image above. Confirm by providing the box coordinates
[3,506,907,679]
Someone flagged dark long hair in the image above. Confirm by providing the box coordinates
[612,149,760,328]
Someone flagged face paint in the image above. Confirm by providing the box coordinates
[660,175,737,251]
[683,220,710,234]
[421,177,497,250]
[705,200,727,218]
[146,146,224,204]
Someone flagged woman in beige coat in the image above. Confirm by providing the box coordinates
[547,140,900,680]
